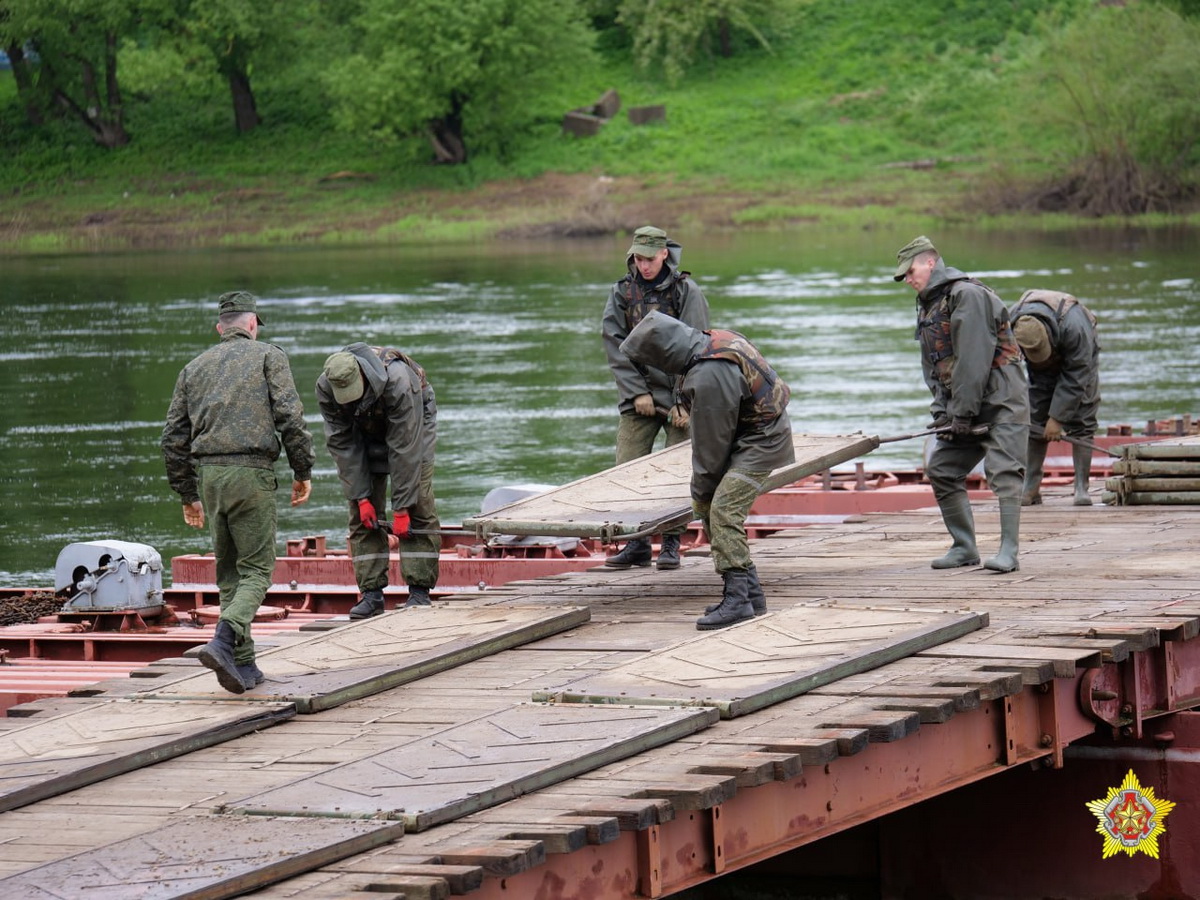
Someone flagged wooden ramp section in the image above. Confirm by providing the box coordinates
[535,607,986,717]
[0,699,294,812]
[234,701,718,831]
[136,605,589,713]
[0,815,403,900]
[462,432,880,540]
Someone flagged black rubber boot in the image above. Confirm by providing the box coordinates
[404,586,432,607]
[604,538,652,568]
[1022,438,1048,506]
[1072,443,1093,506]
[984,499,1021,573]
[349,588,385,619]
[197,620,249,694]
[696,570,755,630]
[237,660,265,687]
[706,563,767,616]
[656,534,682,570]
[931,494,980,569]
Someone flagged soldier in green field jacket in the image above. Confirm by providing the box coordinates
[161,291,315,694]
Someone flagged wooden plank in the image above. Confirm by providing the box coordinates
[0,699,295,812]
[462,432,879,539]
[234,702,716,831]
[137,605,589,713]
[915,641,1102,677]
[0,815,403,899]
[328,861,484,894]
[537,607,986,718]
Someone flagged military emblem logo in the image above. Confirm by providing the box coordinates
[1086,769,1175,859]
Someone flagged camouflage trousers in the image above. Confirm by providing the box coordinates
[691,467,770,575]
[616,412,690,536]
[350,459,441,593]
[199,464,278,665]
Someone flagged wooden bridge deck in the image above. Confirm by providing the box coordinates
[2,489,1199,899]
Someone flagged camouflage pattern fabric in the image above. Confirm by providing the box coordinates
[692,329,791,426]
[616,413,689,537]
[691,468,770,574]
[199,465,279,664]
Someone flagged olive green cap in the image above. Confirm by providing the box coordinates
[893,235,938,281]
[323,351,365,404]
[628,225,668,258]
[218,290,264,324]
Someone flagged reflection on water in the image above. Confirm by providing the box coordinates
[0,229,1196,586]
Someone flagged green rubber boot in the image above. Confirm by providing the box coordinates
[931,494,980,569]
[984,499,1021,573]
[1072,443,1093,506]
[1022,439,1048,506]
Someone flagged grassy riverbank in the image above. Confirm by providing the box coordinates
[2,0,1197,254]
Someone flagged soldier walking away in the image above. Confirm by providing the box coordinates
[602,225,710,571]
[1009,290,1101,506]
[893,236,1030,574]
[317,343,441,618]
[620,311,795,630]
[162,291,315,693]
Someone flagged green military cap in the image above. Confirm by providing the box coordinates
[218,290,265,324]
[893,235,938,281]
[628,225,668,258]
[323,351,365,404]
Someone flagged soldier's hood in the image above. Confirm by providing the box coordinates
[619,310,708,375]
[626,239,684,281]
[919,262,969,303]
[342,342,388,399]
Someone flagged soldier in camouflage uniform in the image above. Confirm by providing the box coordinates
[602,225,710,570]
[894,236,1029,573]
[621,311,795,630]
[1009,290,1101,506]
[317,343,440,618]
[162,291,315,693]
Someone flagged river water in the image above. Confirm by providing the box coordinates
[1,228,1196,587]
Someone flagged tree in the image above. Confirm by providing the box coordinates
[617,0,785,85]
[326,0,595,165]
[1013,4,1200,214]
[3,0,173,148]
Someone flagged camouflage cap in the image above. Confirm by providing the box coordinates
[323,351,365,404]
[1013,316,1052,364]
[628,225,668,258]
[218,290,265,324]
[893,235,938,281]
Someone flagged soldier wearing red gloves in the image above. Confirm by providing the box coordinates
[317,343,440,617]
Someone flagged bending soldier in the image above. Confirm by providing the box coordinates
[602,225,710,570]
[620,310,795,630]
[162,291,315,693]
[1009,290,1101,506]
[317,343,441,618]
[893,236,1030,573]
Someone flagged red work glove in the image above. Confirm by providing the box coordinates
[392,509,411,538]
[357,498,378,530]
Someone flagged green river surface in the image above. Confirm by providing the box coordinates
[1,227,1196,588]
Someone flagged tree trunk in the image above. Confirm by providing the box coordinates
[718,17,732,58]
[227,68,261,133]
[426,94,468,164]
[50,38,130,149]
[6,42,45,125]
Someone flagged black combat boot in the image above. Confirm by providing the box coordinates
[706,563,767,616]
[197,620,249,694]
[1072,443,1093,506]
[696,570,755,630]
[237,660,265,687]
[349,588,385,619]
[656,534,682,570]
[604,538,652,568]
[1022,439,1048,506]
[931,494,980,569]
[404,586,432,607]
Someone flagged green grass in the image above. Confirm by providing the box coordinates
[1,0,1196,254]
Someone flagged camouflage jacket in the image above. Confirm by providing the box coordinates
[315,342,437,513]
[161,328,315,504]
